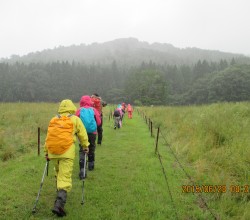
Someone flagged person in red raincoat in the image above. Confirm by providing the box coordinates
[127,104,133,119]
[91,93,107,145]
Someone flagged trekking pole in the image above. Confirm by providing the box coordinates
[47,160,49,176]
[32,161,49,213]
[81,153,87,205]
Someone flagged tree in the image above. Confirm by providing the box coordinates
[124,69,168,105]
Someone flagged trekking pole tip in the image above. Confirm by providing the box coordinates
[32,208,36,214]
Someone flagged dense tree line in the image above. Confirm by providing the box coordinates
[181,65,250,104]
[1,58,250,105]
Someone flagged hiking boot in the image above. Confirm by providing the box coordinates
[52,202,66,217]
[52,190,67,217]
[114,126,116,129]
[88,161,95,171]
[79,168,87,180]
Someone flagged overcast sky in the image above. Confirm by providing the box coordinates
[0,0,250,59]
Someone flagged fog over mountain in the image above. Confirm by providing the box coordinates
[2,38,249,66]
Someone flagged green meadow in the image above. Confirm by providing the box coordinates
[0,102,249,219]
[140,102,250,219]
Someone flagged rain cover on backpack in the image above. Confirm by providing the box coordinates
[45,115,74,154]
[114,109,120,117]
[91,97,102,113]
[80,108,97,133]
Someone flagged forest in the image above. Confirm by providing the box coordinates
[1,38,250,105]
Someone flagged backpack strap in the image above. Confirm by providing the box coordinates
[56,114,73,118]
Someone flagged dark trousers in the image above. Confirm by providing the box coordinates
[88,133,96,162]
[97,113,103,144]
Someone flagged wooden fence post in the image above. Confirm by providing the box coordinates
[155,127,160,154]
[150,121,153,137]
[38,127,40,156]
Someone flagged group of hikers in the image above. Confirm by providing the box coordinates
[43,94,133,217]
[113,103,133,129]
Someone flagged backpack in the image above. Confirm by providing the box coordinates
[45,114,74,155]
[91,97,102,113]
[114,109,120,117]
[80,107,97,133]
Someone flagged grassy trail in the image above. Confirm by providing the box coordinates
[1,109,215,220]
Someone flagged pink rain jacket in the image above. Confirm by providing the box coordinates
[76,96,101,134]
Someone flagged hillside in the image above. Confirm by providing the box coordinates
[2,38,249,66]
[1,38,250,104]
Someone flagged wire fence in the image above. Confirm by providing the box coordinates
[136,108,219,220]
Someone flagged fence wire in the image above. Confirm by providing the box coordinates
[159,129,218,220]
[138,109,218,220]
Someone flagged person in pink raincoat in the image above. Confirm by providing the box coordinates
[76,95,101,171]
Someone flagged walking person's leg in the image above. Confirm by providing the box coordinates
[97,113,103,145]
[87,133,96,170]
[52,158,73,217]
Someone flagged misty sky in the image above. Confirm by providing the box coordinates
[0,0,250,59]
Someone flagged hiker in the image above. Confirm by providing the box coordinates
[91,93,107,145]
[121,102,126,120]
[113,105,123,129]
[118,104,124,124]
[44,99,89,217]
[76,95,101,171]
[127,104,133,119]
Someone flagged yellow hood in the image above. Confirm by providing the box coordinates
[58,99,77,114]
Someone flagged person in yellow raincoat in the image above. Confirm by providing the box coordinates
[44,99,89,217]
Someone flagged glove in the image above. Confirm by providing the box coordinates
[83,148,89,154]
[45,153,50,161]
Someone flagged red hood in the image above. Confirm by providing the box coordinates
[80,95,93,107]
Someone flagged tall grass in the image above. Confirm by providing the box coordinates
[140,102,250,219]
[0,102,59,161]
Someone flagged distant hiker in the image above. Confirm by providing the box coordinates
[117,104,124,124]
[44,99,89,217]
[127,104,133,119]
[91,93,107,145]
[121,102,126,120]
[76,95,101,171]
[113,105,123,129]
[113,107,121,129]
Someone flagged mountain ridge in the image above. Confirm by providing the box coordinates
[1,38,248,65]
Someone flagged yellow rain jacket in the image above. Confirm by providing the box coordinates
[44,99,89,159]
